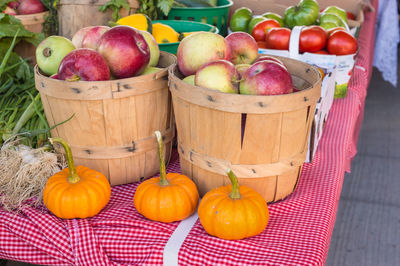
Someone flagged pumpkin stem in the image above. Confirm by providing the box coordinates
[155,131,169,186]
[49,137,80,184]
[227,169,241,199]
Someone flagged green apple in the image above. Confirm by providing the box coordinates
[141,66,162,75]
[140,30,160,67]
[323,6,348,24]
[182,75,195,85]
[36,36,75,76]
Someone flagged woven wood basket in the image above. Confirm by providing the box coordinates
[35,51,176,186]
[14,12,48,63]
[168,57,321,203]
[58,0,138,39]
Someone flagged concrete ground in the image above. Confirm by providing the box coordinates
[326,66,400,266]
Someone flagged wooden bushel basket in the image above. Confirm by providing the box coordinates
[58,0,139,39]
[14,12,48,63]
[169,57,321,203]
[35,52,176,186]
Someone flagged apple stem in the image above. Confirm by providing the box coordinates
[66,75,81,82]
[43,47,52,57]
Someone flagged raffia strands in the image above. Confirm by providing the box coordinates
[0,142,64,212]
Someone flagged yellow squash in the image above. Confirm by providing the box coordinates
[198,170,269,240]
[152,23,179,44]
[43,138,111,219]
[134,131,199,223]
[117,13,152,33]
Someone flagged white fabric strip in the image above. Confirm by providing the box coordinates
[163,212,199,266]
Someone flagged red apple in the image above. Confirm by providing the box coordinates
[58,48,110,81]
[3,6,17,15]
[82,26,110,50]
[254,55,286,69]
[195,60,239,94]
[8,2,20,9]
[177,32,231,76]
[225,32,258,65]
[17,0,44,15]
[50,73,59,80]
[240,61,293,95]
[72,26,95,48]
[98,26,150,78]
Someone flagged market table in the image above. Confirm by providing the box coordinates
[0,2,378,265]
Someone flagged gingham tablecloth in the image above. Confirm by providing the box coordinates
[0,2,378,265]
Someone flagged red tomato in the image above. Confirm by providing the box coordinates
[299,26,327,53]
[265,28,291,50]
[257,41,268,49]
[326,27,347,37]
[314,50,329,55]
[327,30,358,55]
[251,19,281,42]
[346,11,356,20]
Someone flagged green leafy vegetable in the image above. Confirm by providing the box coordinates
[157,0,173,16]
[0,0,14,12]
[40,0,60,36]
[99,0,131,22]
[0,16,48,148]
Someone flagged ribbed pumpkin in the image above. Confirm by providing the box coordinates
[134,131,199,223]
[117,13,153,33]
[152,23,179,44]
[198,170,269,240]
[43,138,111,219]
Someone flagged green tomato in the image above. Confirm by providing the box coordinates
[319,22,339,30]
[320,13,347,28]
[230,7,253,32]
[323,6,348,24]
[284,0,320,28]
[247,16,266,34]
[261,12,285,27]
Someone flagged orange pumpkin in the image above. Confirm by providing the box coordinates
[198,170,269,240]
[134,131,199,223]
[43,138,111,219]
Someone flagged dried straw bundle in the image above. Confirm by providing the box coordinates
[0,141,64,211]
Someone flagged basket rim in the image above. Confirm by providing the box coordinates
[34,51,176,85]
[170,0,233,10]
[15,11,49,19]
[168,57,322,114]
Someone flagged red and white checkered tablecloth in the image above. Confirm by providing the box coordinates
[0,2,378,265]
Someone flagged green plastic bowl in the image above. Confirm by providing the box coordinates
[153,20,219,54]
[167,0,233,36]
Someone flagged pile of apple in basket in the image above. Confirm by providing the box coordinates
[178,31,294,95]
